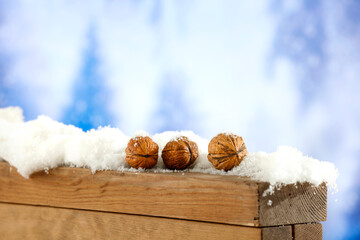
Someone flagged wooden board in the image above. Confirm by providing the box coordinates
[0,202,321,240]
[0,202,261,240]
[293,223,323,240]
[259,182,327,226]
[0,202,314,240]
[0,162,327,227]
[261,226,292,240]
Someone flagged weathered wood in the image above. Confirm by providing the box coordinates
[0,162,259,226]
[0,202,324,240]
[261,226,292,240]
[0,202,261,240]
[259,182,327,226]
[293,223,323,240]
[0,162,327,227]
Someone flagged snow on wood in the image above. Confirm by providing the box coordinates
[0,162,327,227]
[0,107,338,194]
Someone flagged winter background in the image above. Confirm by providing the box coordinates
[0,1,359,239]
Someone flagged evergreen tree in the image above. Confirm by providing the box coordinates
[63,29,113,131]
[152,72,199,133]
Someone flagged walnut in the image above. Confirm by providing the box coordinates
[125,136,159,169]
[207,133,248,171]
[162,136,199,170]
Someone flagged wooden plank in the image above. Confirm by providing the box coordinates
[293,223,323,240]
[0,202,261,240]
[259,182,327,226]
[0,162,259,226]
[0,162,327,227]
[261,226,292,240]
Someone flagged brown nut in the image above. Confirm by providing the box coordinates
[125,136,159,169]
[162,136,199,170]
[207,133,248,171]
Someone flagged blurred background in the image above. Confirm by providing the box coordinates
[0,0,359,238]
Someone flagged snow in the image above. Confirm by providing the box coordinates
[0,107,338,194]
[65,127,130,173]
[0,106,24,123]
[233,146,338,195]
[133,130,150,137]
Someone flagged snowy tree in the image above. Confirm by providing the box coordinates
[151,72,199,133]
[62,29,113,131]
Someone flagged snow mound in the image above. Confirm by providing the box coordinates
[0,107,338,194]
[0,106,24,123]
[231,146,338,195]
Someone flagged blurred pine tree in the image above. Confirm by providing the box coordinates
[62,28,113,131]
[151,72,199,133]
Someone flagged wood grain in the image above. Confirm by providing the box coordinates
[261,226,292,240]
[0,162,327,227]
[0,202,261,240]
[259,182,327,226]
[293,223,323,240]
[0,162,259,226]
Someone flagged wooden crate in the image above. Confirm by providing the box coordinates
[0,162,326,239]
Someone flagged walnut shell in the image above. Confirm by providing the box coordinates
[162,136,199,170]
[207,133,248,171]
[125,136,159,169]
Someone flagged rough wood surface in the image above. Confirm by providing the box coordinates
[0,202,261,240]
[0,162,327,227]
[293,223,323,240]
[261,226,292,240]
[0,162,259,226]
[259,182,327,226]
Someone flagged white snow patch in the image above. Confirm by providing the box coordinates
[64,127,130,173]
[0,107,25,159]
[133,130,150,138]
[0,107,338,195]
[0,106,24,123]
[231,146,339,195]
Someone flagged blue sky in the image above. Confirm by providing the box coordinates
[1,1,360,238]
